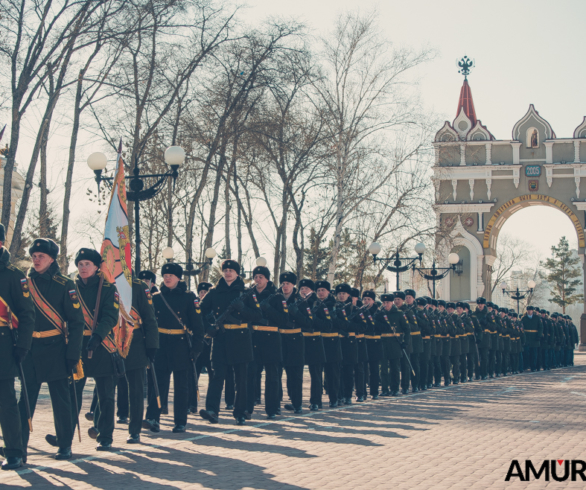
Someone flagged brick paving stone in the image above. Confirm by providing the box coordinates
[1,354,586,488]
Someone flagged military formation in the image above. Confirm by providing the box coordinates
[0,231,581,470]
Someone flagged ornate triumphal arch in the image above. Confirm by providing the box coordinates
[432,60,586,348]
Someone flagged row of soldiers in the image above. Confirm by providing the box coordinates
[0,230,580,470]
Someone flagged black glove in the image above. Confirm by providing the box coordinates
[288,303,299,316]
[146,348,158,363]
[67,358,78,373]
[400,342,407,350]
[260,299,271,311]
[87,333,102,352]
[13,347,28,364]
[231,298,245,312]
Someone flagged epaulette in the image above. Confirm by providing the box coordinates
[53,274,68,285]
[133,279,142,285]
[103,281,112,287]
[6,263,17,271]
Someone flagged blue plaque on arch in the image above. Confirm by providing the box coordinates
[525,165,541,177]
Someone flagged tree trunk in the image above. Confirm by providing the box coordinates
[39,118,51,237]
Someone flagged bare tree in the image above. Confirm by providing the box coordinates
[490,234,535,293]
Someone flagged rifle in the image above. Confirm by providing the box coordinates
[382,310,415,377]
[211,288,255,331]
[7,305,32,433]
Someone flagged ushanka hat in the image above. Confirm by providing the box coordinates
[298,278,315,290]
[279,271,297,284]
[221,259,241,275]
[315,280,331,292]
[161,262,183,279]
[197,282,212,293]
[138,270,157,282]
[74,248,102,267]
[29,238,59,259]
[334,283,352,295]
[362,290,376,300]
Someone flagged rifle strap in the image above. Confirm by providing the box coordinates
[159,292,188,332]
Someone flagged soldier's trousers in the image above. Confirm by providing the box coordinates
[467,350,479,379]
[441,356,451,385]
[342,363,364,399]
[433,356,443,385]
[308,364,323,406]
[419,357,428,389]
[324,362,340,403]
[388,357,401,393]
[488,349,496,376]
[247,361,279,416]
[187,365,198,410]
[380,353,390,393]
[146,367,188,427]
[0,379,24,458]
[450,355,460,382]
[410,353,420,391]
[74,375,116,444]
[118,369,145,436]
[479,348,489,378]
[460,354,467,381]
[400,356,411,391]
[368,360,380,396]
[494,351,502,375]
[206,360,247,418]
[284,365,303,409]
[225,366,235,406]
[19,376,73,451]
[116,375,129,419]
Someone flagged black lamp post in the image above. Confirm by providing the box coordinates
[413,252,460,299]
[87,146,185,273]
[162,246,217,290]
[501,280,536,314]
[368,242,426,291]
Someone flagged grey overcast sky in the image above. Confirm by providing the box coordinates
[239,0,585,259]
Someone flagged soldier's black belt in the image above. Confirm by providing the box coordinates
[253,325,278,332]
[365,335,381,339]
[382,333,400,337]
[410,331,421,335]
[280,328,301,334]
[32,329,61,338]
[224,324,248,329]
[321,333,339,338]
[158,328,184,335]
[422,336,431,339]
[525,330,537,332]
[355,334,364,338]
[303,332,321,337]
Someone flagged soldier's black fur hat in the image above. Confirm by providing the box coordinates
[75,248,102,267]
[446,302,456,309]
[393,291,406,300]
[381,293,394,302]
[486,302,495,308]
[362,290,376,300]
[456,302,466,309]
[431,299,439,307]
[437,300,447,307]
[334,283,352,295]
[298,278,315,290]
[498,307,507,313]
[462,303,471,310]
[350,287,360,298]
[29,238,59,259]
[138,270,157,283]
[315,280,331,292]
[197,282,212,293]
[512,312,518,318]
[476,297,487,304]
[404,289,416,298]
[221,259,241,275]
[252,265,270,280]
[526,305,535,311]
[162,262,183,279]
[279,271,297,284]
[416,297,427,306]
[0,223,4,242]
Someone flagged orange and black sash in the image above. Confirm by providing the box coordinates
[77,287,118,354]
[0,296,19,328]
[28,278,66,335]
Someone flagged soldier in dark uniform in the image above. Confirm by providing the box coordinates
[336,284,360,404]
[567,315,579,366]
[375,294,404,396]
[247,265,281,419]
[521,306,541,371]
[455,302,470,383]
[428,299,443,387]
[298,279,326,410]
[404,290,422,392]
[362,291,382,399]
[437,301,452,386]
[121,276,159,443]
[415,297,431,391]
[472,298,490,380]
[19,238,84,461]
[265,272,305,414]
[316,281,341,407]
[498,307,511,376]
[393,292,413,394]
[0,224,35,470]
[350,288,363,308]
[138,270,158,294]
[355,294,369,401]
[192,282,213,413]
[199,260,256,425]
[144,263,203,432]
[447,302,461,384]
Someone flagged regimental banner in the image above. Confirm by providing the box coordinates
[100,140,134,356]
[483,194,586,249]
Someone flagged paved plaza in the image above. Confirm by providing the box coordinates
[1,354,585,489]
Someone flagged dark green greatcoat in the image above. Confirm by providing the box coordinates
[25,262,84,383]
[125,279,159,371]
[0,248,35,379]
[76,273,119,378]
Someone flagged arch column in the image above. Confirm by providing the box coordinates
[580,256,586,351]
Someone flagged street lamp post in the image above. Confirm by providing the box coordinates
[413,253,461,298]
[368,242,426,291]
[501,280,536,314]
[87,146,185,273]
[161,247,217,290]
